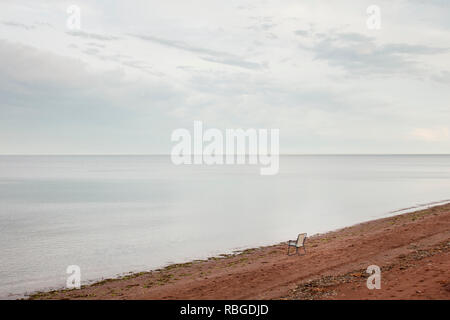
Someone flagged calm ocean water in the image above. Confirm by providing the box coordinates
[0,155,449,299]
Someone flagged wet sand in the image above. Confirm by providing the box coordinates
[29,203,450,300]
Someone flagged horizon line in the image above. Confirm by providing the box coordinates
[0,153,449,156]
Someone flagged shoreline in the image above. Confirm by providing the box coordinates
[28,203,450,300]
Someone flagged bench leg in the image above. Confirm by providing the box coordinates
[287,245,297,256]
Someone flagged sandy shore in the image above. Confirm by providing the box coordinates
[29,204,450,300]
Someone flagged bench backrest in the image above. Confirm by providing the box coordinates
[296,233,307,247]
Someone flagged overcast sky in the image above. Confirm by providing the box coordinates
[0,0,449,154]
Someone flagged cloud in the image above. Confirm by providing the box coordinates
[0,39,185,153]
[0,40,177,106]
[66,30,120,41]
[0,19,53,30]
[0,20,35,30]
[79,45,158,75]
[411,127,450,141]
[381,43,448,55]
[431,70,450,83]
[87,42,106,48]
[130,34,265,70]
[200,56,265,70]
[297,30,448,76]
[294,29,311,37]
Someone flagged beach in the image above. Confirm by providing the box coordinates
[29,203,450,300]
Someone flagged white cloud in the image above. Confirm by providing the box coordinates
[411,127,450,142]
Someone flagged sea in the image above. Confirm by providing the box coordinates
[0,155,449,299]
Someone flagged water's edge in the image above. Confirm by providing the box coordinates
[20,198,450,300]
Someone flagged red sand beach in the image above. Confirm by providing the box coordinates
[29,204,450,300]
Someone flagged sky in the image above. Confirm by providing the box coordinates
[0,0,449,154]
